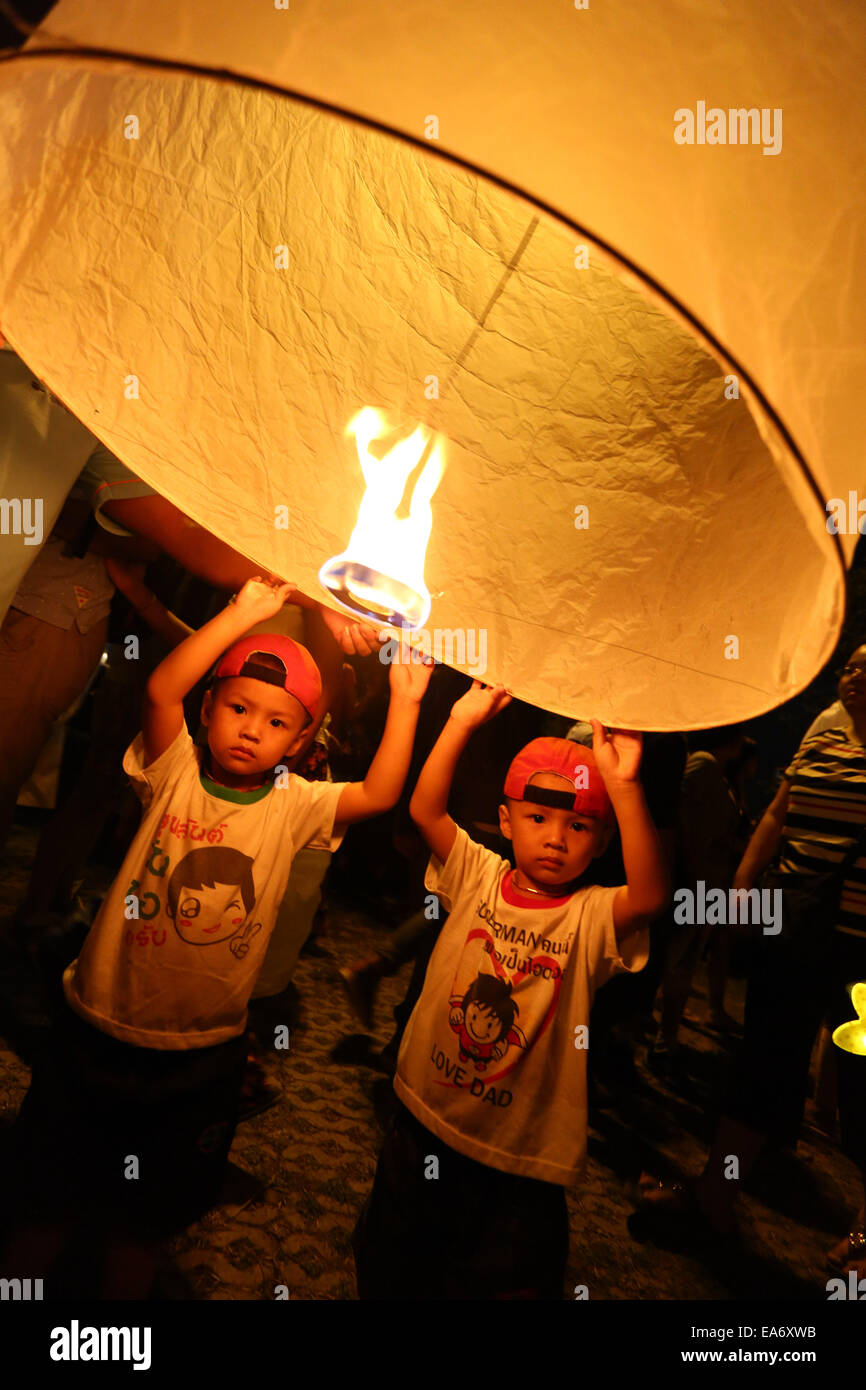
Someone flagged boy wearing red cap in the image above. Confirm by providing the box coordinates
[3,577,431,1293]
[354,681,668,1299]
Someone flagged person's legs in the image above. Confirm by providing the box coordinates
[113,1032,249,1236]
[634,914,674,1021]
[75,1031,247,1297]
[691,1116,766,1233]
[806,1020,838,1135]
[354,1102,568,1299]
[650,925,708,1060]
[697,932,830,1227]
[251,848,331,999]
[0,611,106,860]
[1,995,248,1294]
[340,909,443,1032]
[354,1102,446,1299]
[640,930,831,1233]
[444,1158,568,1299]
[21,658,142,917]
[0,1010,97,1286]
[378,909,434,971]
[707,927,737,1029]
[379,917,444,1065]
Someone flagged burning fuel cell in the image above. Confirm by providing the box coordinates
[318,408,445,631]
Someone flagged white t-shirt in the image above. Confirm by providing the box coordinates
[0,344,156,625]
[803,700,851,740]
[64,724,347,1049]
[394,827,648,1186]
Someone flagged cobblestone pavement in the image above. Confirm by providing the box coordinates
[0,823,860,1301]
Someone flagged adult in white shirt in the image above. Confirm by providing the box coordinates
[802,699,850,740]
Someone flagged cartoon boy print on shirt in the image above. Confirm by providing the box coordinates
[437,917,565,1087]
[165,847,262,960]
[449,972,527,1072]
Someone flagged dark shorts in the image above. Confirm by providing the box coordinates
[353,1101,569,1299]
[2,1000,248,1240]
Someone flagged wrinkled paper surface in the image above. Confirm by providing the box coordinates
[0,0,861,726]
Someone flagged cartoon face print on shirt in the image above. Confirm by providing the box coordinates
[175,881,245,942]
[165,846,261,957]
[449,972,527,1072]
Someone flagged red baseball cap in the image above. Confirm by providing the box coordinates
[213,634,321,723]
[504,737,613,823]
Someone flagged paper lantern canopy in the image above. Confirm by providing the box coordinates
[1,0,864,726]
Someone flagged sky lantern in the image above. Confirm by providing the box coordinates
[0,1,864,727]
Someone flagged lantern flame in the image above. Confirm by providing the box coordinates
[318,407,445,630]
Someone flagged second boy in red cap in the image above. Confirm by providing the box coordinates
[354,681,668,1299]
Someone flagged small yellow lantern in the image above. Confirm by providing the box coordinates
[832,983,866,1057]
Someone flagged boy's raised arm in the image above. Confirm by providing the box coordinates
[333,645,433,828]
[589,721,669,936]
[142,577,295,764]
[410,681,512,866]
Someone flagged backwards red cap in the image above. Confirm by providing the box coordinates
[213,634,321,723]
[504,737,613,823]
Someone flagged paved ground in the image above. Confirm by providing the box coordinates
[0,821,861,1301]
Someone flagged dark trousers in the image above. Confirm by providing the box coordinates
[726,929,866,1164]
[383,917,443,1060]
[353,1102,569,1299]
[3,995,247,1240]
